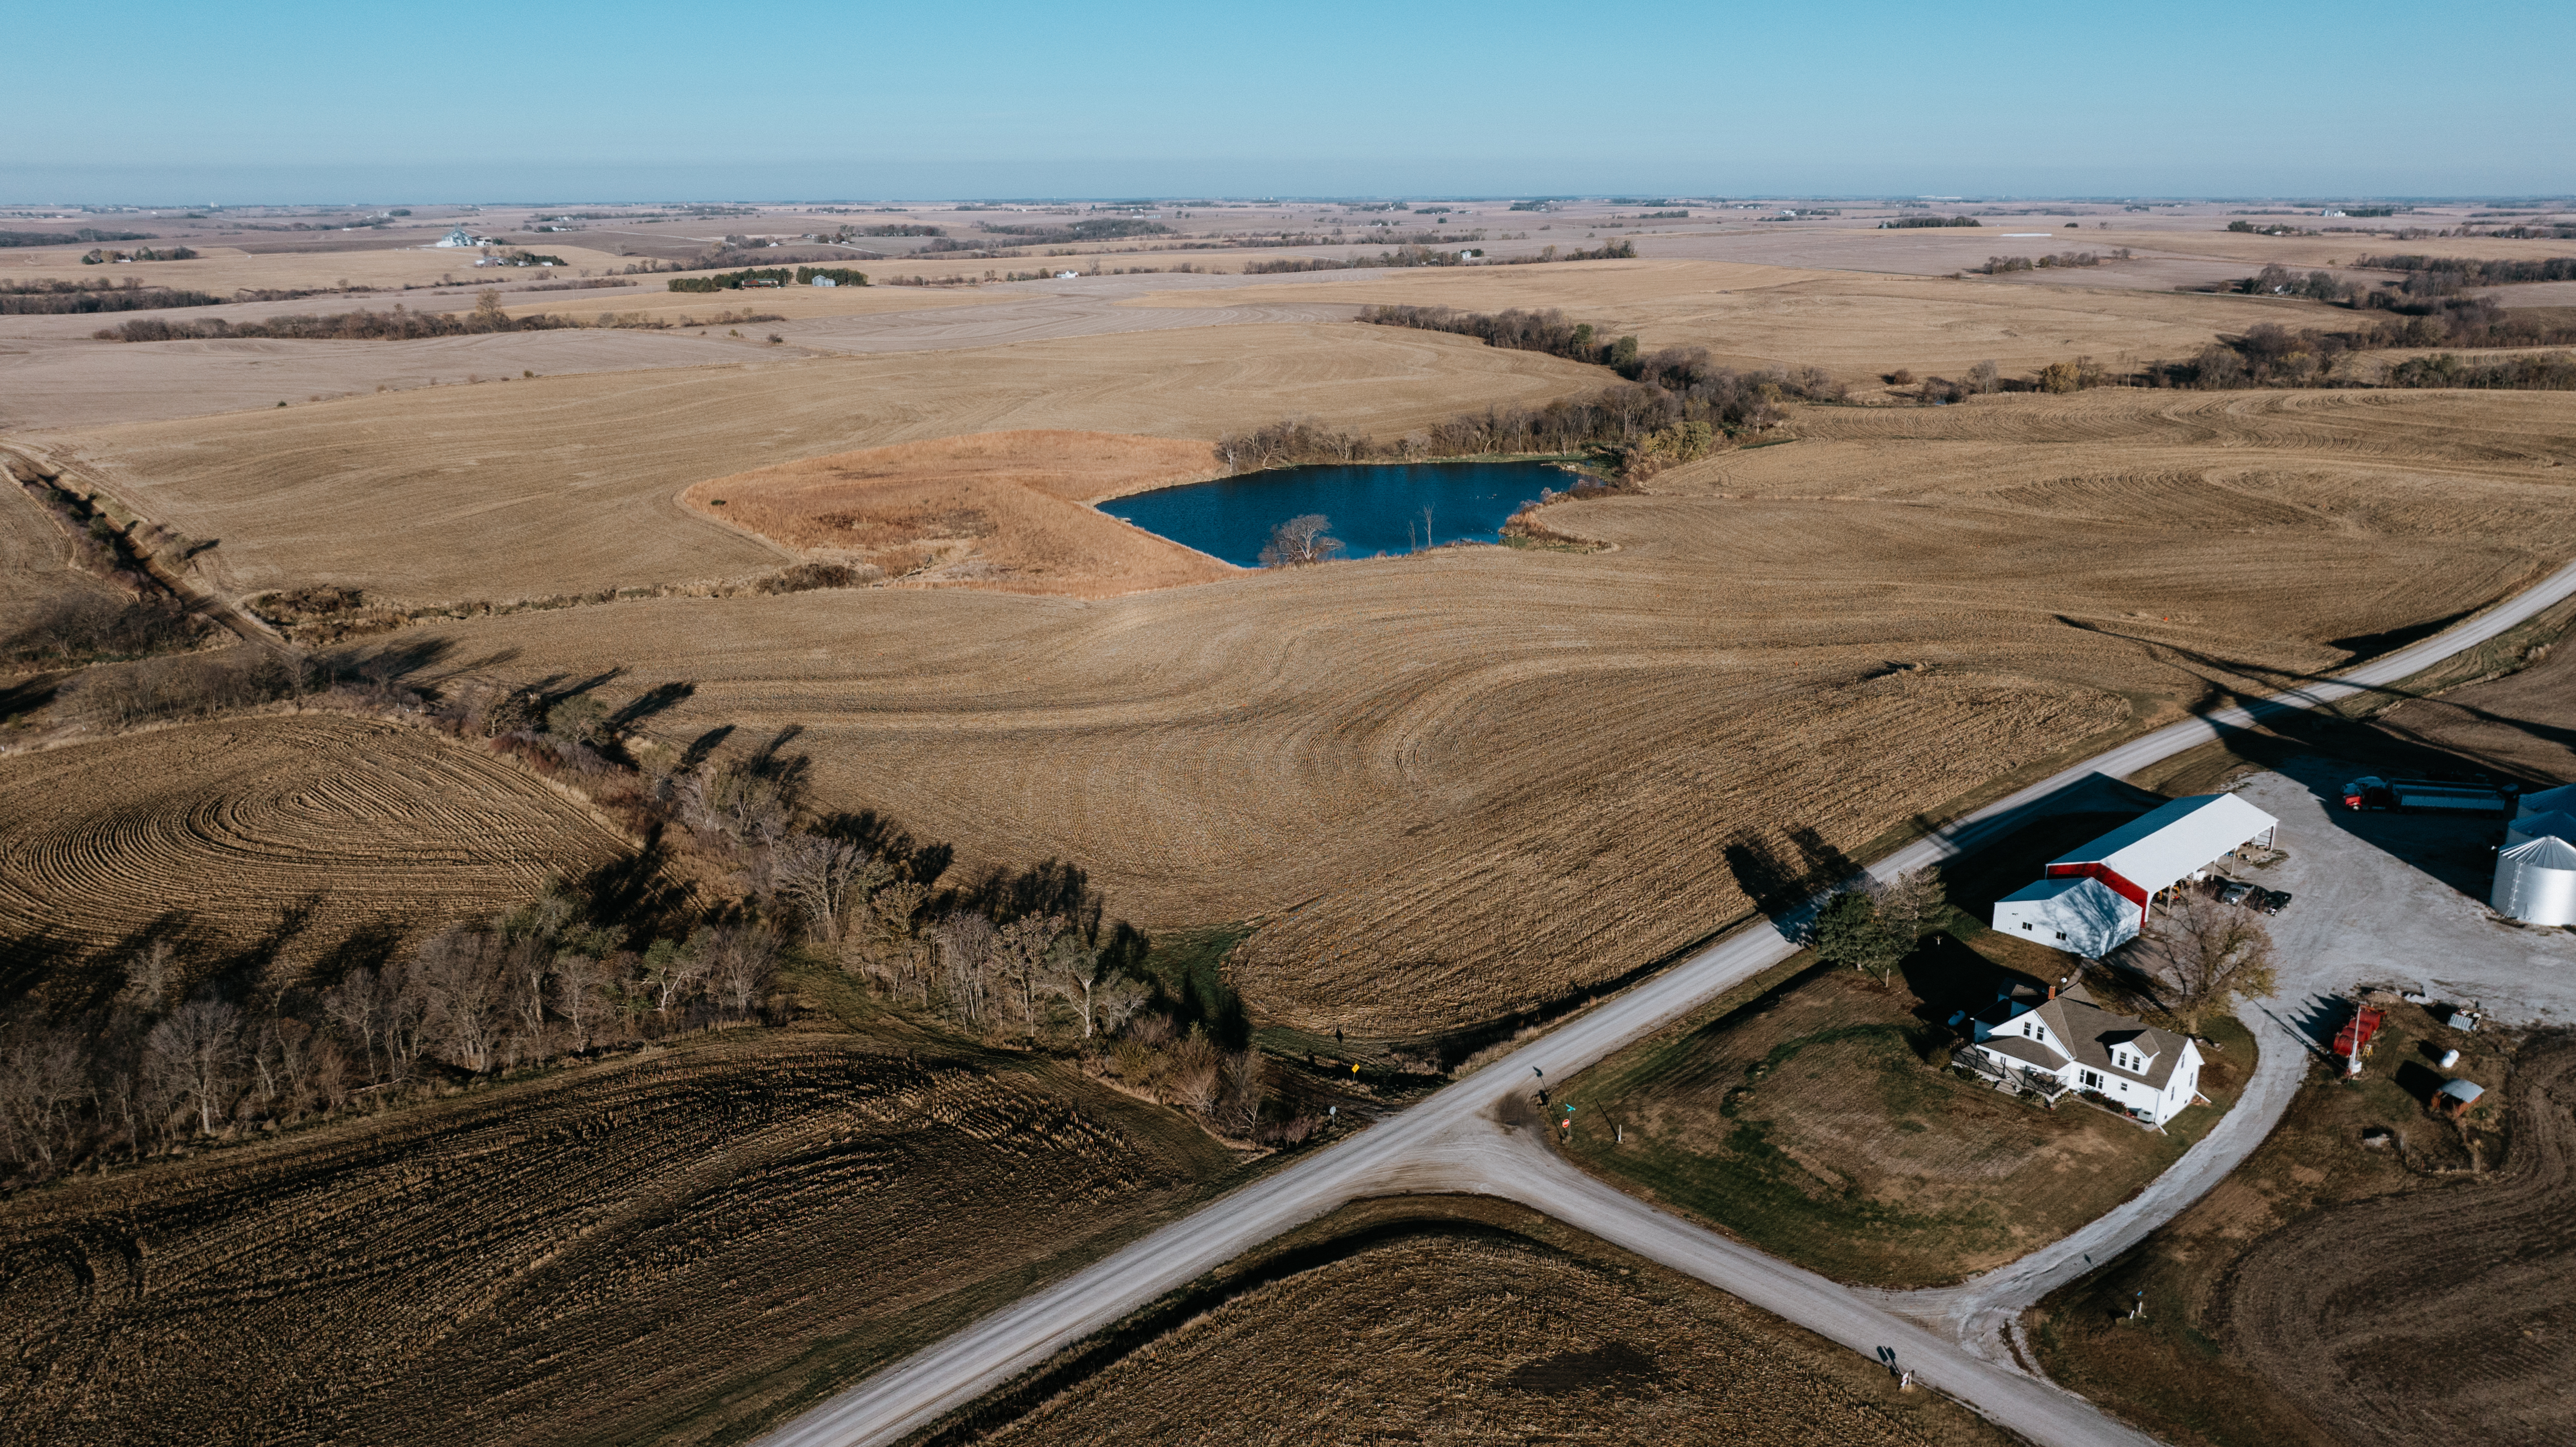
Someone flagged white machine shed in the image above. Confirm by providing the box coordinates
[1991,792,2281,957]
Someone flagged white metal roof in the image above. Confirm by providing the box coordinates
[2050,793,2280,893]
[2501,834,2576,871]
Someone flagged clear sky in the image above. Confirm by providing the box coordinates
[12,0,2572,203]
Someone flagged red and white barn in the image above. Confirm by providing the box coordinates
[1992,793,2279,957]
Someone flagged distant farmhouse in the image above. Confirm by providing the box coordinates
[1992,794,2279,957]
[1959,977,2207,1126]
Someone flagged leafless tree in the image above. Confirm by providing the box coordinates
[934,914,999,1025]
[145,996,244,1137]
[0,1023,91,1175]
[993,914,1067,1029]
[2150,894,2280,1035]
[553,953,614,1052]
[1258,514,1344,568]
[712,924,779,1019]
[415,928,506,1073]
[121,939,180,1011]
[644,937,713,1022]
[773,834,888,944]
[1970,359,2000,395]
[323,966,387,1082]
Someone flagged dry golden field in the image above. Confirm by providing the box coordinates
[0,466,119,640]
[355,387,2576,1041]
[979,1197,2013,1447]
[0,241,642,295]
[1122,258,2322,383]
[29,323,1602,605]
[0,716,631,986]
[0,1027,1239,1447]
[683,431,1234,595]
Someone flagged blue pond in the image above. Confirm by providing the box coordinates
[1101,461,1564,568]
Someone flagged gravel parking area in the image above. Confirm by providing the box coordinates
[2225,760,2576,1030]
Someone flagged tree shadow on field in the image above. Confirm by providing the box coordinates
[608,680,695,733]
[680,724,735,773]
[0,673,60,726]
[303,916,405,994]
[1724,825,1864,938]
[324,635,459,687]
[820,808,954,887]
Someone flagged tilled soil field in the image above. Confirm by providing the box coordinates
[2221,1036,2576,1447]
[0,1029,1238,1447]
[975,1199,2011,1447]
[395,387,2576,1041]
[0,715,631,987]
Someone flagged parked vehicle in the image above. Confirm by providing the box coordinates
[2218,880,2255,906]
[2251,887,2291,915]
[2341,775,2516,813]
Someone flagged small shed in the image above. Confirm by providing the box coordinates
[2433,1078,2486,1119]
[2492,834,2576,926]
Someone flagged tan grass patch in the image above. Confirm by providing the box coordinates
[682,430,1234,597]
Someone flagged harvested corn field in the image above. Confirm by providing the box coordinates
[0,1029,1238,1447]
[33,323,1603,606]
[0,715,630,986]
[684,431,1233,596]
[973,1197,2013,1447]
[400,386,2576,1040]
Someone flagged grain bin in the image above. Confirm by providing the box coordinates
[2491,835,2576,925]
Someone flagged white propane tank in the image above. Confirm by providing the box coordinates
[2439,1048,2462,1069]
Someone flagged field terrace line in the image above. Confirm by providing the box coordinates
[759,553,2576,1447]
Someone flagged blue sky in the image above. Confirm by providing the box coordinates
[12,1,2571,202]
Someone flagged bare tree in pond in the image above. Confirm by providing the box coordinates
[1259,515,1343,568]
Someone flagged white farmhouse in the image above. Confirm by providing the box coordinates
[1992,793,2279,956]
[1960,978,2206,1126]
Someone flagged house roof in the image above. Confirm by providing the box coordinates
[1977,1035,2062,1073]
[2030,983,2190,1089]
[2049,793,2279,895]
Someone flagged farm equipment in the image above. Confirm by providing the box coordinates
[2340,776,2515,813]
[2333,1002,2386,1076]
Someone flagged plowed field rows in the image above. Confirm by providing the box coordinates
[987,1212,1991,1447]
[401,387,2576,1039]
[2223,1037,2576,1447]
[0,1032,1234,1446]
[0,716,630,975]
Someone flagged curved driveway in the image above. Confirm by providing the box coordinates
[762,555,2576,1447]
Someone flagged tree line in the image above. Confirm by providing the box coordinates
[2357,254,2576,286]
[0,276,224,314]
[2,665,1308,1185]
[95,291,597,342]
[1879,216,1981,229]
[0,227,155,247]
[79,246,197,264]
[2145,307,2576,390]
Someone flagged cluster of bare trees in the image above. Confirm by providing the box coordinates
[94,292,589,343]
[0,893,783,1183]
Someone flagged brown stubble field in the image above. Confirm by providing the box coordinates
[326,387,2576,1044]
[0,1023,1242,1447]
[1120,258,2330,384]
[0,716,634,993]
[964,1195,2016,1447]
[25,322,1602,605]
